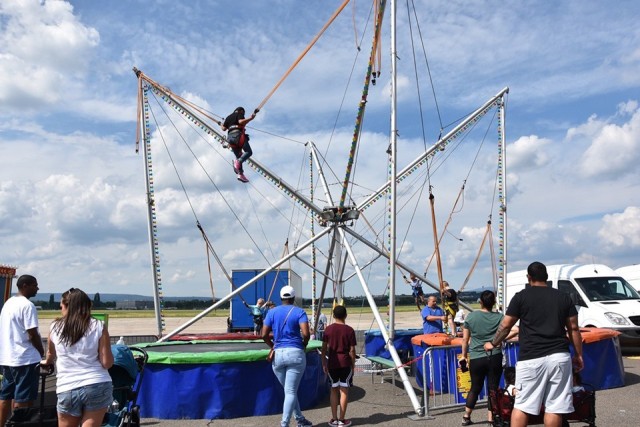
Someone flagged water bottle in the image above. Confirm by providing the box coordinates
[110,400,120,413]
[116,336,125,345]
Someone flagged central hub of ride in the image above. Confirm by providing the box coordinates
[319,206,360,226]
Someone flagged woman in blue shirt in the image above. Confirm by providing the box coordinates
[262,286,313,427]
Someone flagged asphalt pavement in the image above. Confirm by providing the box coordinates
[34,327,640,427]
[136,354,640,427]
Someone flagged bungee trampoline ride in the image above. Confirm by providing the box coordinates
[131,0,511,420]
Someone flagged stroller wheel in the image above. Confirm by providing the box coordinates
[130,405,141,427]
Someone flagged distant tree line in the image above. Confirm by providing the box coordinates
[305,290,481,308]
[163,299,229,310]
[32,293,230,310]
[33,290,483,310]
[34,292,115,310]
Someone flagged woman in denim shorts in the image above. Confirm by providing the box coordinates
[43,288,114,427]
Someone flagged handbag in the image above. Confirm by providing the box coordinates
[266,307,295,362]
[266,347,275,362]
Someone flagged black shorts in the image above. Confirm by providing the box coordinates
[328,367,353,388]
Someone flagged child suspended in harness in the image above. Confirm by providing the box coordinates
[442,281,459,336]
[244,298,266,335]
[221,106,258,183]
[403,273,425,310]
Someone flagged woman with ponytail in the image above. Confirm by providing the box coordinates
[43,288,114,427]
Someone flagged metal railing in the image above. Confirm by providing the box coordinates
[418,343,490,418]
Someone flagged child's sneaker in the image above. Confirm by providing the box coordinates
[296,417,313,427]
[237,173,249,183]
[329,420,339,427]
[233,159,241,173]
[338,420,352,427]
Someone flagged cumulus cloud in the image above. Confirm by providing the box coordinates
[1,1,640,300]
[617,100,638,116]
[223,248,257,263]
[507,135,552,171]
[0,0,99,111]
[599,206,640,249]
[574,107,640,179]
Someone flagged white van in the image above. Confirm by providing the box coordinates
[506,264,640,345]
[616,265,640,292]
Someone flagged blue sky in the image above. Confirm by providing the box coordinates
[1,0,639,303]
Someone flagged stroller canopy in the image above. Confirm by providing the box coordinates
[111,344,139,383]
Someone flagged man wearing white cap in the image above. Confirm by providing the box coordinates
[262,285,313,427]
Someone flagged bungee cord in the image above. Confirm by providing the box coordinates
[408,0,444,132]
[422,109,498,276]
[339,0,386,210]
[133,1,511,356]
[145,90,303,277]
[256,0,353,112]
[321,0,376,190]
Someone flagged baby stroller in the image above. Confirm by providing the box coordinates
[103,345,148,427]
[489,387,596,427]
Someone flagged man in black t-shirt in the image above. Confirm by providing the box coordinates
[484,262,583,427]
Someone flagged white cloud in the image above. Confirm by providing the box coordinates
[507,135,551,170]
[223,248,257,264]
[618,100,638,116]
[0,0,99,111]
[1,1,640,301]
[575,108,640,179]
[599,207,640,249]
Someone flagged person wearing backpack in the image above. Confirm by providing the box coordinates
[221,106,258,183]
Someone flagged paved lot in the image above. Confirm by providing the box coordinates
[137,355,640,426]
[37,347,640,426]
[35,316,640,426]
[38,312,425,338]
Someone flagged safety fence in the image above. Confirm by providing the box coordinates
[356,340,519,418]
[418,343,487,417]
[418,342,517,417]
